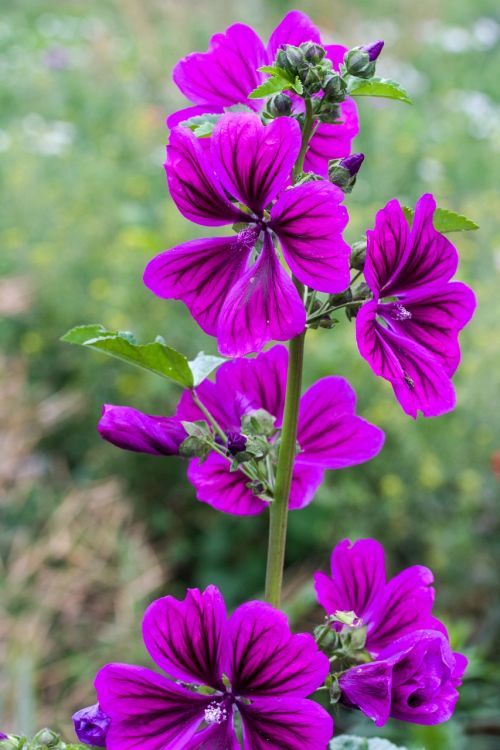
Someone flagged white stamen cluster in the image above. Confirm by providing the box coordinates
[392,304,412,321]
[204,701,228,725]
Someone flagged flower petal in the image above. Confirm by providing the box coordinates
[356,302,456,418]
[95,664,210,750]
[267,11,321,59]
[364,199,410,296]
[173,24,267,109]
[187,454,268,516]
[185,719,240,750]
[226,601,329,698]
[305,99,359,177]
[314,538,386,621]
[387,282,477,376]
[288,460,324,510]
[366,566,444,656]
[297,377,385,468]
[240,696,333,750]
[98,405,187,456]
[339,660,393,727]
[143,235,253,337]
[217,233,306,357]
[142,586,226,688]
[166,127,247,226]
[211,114,301,214]
[270,181,350,293]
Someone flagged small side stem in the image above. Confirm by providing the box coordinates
[191,390,226,441]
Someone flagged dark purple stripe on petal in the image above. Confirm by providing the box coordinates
[239,696,333,750]
[188,454,268,516]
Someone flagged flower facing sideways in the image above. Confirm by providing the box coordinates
[169,10,359,176]
[94,586,333,750]
[356,194,476,417]
[99,346,385,516]
[144,113,351,356]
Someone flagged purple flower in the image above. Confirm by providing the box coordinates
[339,630,467,726]
[315,538,445,657]
[95,586,333,750]
[0,733,8,741]
[356,194,476,417]
[168,11,359,176]
[361,40,384,62]
[144,113,351,356]
[98,404,187,455]
[98,346,384,516]
[226,431,247,456]
[72,702,111,747]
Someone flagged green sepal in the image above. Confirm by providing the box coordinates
[347,76,412,104]
[179,113,221,137]
[241,409,276,437]
[402,205,479,233]
[179,421,212,460]
[61,325,224,387]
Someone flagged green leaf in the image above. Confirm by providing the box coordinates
[347,76,412,104]
[61,325,194,387]
[189,352,226,387]
[330,737,414,750]
[179,113,221,138]
[402,206,479,233]
[248,74,292,99]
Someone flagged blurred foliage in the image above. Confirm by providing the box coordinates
[0,0,499,746]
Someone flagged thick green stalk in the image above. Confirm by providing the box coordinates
[264,98,315,607]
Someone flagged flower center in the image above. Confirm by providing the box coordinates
[388,303,412,321]
[204,701,228,725]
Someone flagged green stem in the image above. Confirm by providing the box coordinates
[293,98,315,181]
[191,390,226,441]
[306,299,367,325]
[264,282,305,606]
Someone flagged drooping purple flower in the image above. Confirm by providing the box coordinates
[144,113,351,357]
[315,538,445,657]
[169,11,359,176]
[95,586,333,750]
[98,404,187,455]
[356,194,476,417]
[98,346,384,516]
[72,702,111,747]
[361,40,385,62]
[340,630,467,726]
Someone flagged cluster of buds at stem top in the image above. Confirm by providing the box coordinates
[328,153,365,193]
[276,41,332,96]
[344,40,384,79]
[0,729,68,750]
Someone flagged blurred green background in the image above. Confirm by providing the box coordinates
[1,0,499,747]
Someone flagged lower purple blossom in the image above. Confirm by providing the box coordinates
[95,586,333,750]
[72,703,111,747]
[340,630,467,726]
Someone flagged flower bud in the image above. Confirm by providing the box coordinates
[328,153,365,193]
[344,48,375,79]
[349,239,367,270]
[266,93,292,118]
[297,63,324,95]
[275,45,304,76]
[301,41,326,64]
[323,73,347,102]
[73,703,110,747]
[226,432,247,456]
[32,729,60,748]
[361,39,384,62]
[351,281,371,301]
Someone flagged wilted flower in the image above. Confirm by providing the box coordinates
[95,586,333,749]
[144,113,351,356]
[169,10,359,176]
[98,405,187,455]
[99,346,384,515]
[340,630,467,726]
[72,703,110,747]
[315,538,445,656]
[356,194,476,417]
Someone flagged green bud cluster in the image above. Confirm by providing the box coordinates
[0,730,92,750]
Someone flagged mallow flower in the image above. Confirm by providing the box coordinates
[72,703,110,747]
[339,630,467,726]
[315,538,445,657]
[99,346,384,516]
[356,194,476,417]
[95,585,333,750]
[169,10,359,176]
[144,112,351,357]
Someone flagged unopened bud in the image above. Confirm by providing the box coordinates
[275,45,304,76]
[297,63,324,94]
[361,39,384,62]
[226,432,247,456]
[328,153,365,193]
[323,73,347,102]
[32,729,60,748]
[301,41,326,64]
[266,93,292,118]
[344,47,375,79]
[351,281,371,301]
[349,239,367,270]
[73,703,110,748]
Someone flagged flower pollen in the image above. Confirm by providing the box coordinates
[390,304,412,321]
[204,701,228,725]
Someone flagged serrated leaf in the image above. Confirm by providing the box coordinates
[402,206,479,233]
[291,75,304,95]
[248,75,292,99]
[347,76,412,104]
[330,737,413,750]
[61,325,194,387]
[189,352,225,387]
